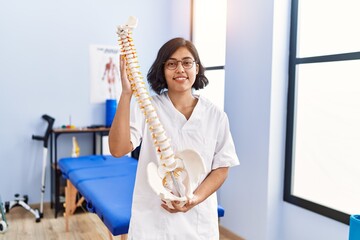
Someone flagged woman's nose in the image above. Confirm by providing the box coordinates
[175,62,185,72]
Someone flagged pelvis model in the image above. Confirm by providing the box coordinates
[117,16,205,208]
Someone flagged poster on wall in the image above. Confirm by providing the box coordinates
[89,45,121,103]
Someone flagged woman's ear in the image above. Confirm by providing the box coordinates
[196,64,199,74]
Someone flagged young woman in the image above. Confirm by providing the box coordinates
[109,37,239,239]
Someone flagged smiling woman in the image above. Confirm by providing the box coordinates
[109,17,239,239]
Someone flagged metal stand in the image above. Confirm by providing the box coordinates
[4,194,40,223]
[0,195,8,233]
[1,114,55,225]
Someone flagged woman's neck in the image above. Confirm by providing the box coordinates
[167,91,198,120]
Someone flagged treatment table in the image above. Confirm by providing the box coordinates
[58,155,225,239]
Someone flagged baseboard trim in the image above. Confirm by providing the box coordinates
[219,225,245,240]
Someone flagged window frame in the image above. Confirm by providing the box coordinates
[284,0,360,225]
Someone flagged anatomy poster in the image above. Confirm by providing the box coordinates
[90,45,121,103]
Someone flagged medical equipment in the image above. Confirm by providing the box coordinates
[32,114,55,218]
[117,16,206,208]
[4,194,40,222]
[4,115,54,223]
[60,155,137,236]
[0,195,7,233]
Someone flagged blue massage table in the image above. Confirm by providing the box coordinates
[59,154,225,239]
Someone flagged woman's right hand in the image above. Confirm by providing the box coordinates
[108,55,134,157]
[119,55,132,95]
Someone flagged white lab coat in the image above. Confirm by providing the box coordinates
[127,92,239,240]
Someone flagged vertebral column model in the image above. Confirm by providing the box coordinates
[117,17,205,208]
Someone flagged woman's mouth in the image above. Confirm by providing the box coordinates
[173,76,188,81]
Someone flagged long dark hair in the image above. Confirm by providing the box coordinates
[147,37,208,95]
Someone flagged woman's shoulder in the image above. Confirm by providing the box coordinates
[198,95,227,118]
[151,92,167,104]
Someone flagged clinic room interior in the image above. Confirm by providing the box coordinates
[1,0,358,240]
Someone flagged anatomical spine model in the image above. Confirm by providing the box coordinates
[116,16,205,208]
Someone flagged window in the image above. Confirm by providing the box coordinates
[191,0,227,110]
[284,0,360,224]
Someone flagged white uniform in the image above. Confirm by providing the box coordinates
[128,92,239,240]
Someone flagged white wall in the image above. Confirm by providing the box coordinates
[222,0,274,238]
[0,0,190,204]
[221,0,350,239]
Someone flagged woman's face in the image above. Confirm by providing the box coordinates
[163,46,199,94]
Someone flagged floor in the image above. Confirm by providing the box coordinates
[0,203,239,240]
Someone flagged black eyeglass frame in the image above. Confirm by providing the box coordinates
[163,58,196,70]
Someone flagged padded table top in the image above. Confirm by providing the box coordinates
[59,155,133,179]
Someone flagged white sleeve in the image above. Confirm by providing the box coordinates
[212,113,240,170]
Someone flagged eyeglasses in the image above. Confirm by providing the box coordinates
[164,58,195,70]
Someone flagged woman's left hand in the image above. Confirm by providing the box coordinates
[161,167,229,213]
[161,195,200,213]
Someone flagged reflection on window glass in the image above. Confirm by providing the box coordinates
[297,0,360,57]
[293,60,360,214]
[193,0,227,67]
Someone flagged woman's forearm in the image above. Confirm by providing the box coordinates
[194,167,229,204]
[108,92,133,157]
